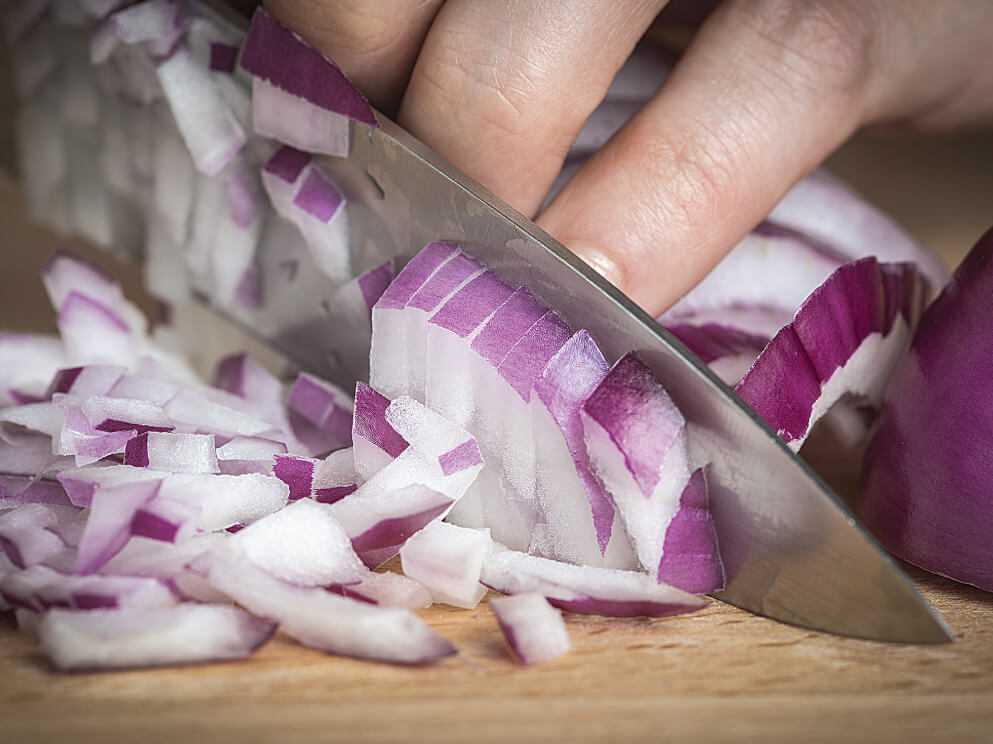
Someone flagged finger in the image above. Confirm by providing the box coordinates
[539,0,880,316]
[264,0,444,112]
[398,0,668,218]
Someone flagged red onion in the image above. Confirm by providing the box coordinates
[736,258,927,451]
[124,432,219,473]
[330,481,454,569]
[39,604,275,671]
[491,593,571,665]
[0,333,65,405]
[0,505,73,569]
[207,542,455,664]
[216,436,286,475]
[530,330,624,566]
[860,227,993,592]
[352,382,409,480]
[157,46,246,176]
[399,521,492,608]
[328,570,432,610]
[230,498,365,587]
[286,372,353,451]
[312,448,359,504]
[239,8,376,155]
[481,549,707,619]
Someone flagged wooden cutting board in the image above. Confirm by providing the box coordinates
[1,128,992,744]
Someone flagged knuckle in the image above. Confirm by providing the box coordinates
[418,33,558,142]
[284,0,416,59]
[742,0,878,103]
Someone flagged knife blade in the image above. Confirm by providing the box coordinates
[176,2,949,643]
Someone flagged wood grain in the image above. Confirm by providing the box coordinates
[1,124,992,743]
[1,570,991,744]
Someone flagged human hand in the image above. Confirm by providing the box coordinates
[265,0,993,316]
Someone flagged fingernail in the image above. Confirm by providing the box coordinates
[570,243,624,290]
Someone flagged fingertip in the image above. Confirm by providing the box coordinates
[566,242,626,292]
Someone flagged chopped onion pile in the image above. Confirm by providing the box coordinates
[1,248,724,671]
[7,0,977,677]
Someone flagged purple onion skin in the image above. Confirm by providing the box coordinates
[860,226,993,592]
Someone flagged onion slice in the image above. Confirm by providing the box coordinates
[482,548,707,618]
[581,353,722,591]
[735,258,927,450]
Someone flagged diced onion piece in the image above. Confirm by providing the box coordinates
[329,571,432,609]
[252,77,349,156]
[240,8,377,126]
[1,402,64,438]
[75,478,163,574]
[216,436,285,475]
[287,372,353,447]
[491,593,571,665]
[331,473,453,568]
[0,333,66,405]
[208,543,456,665]
[57,292,137,367]
[385,396,482,479]
[39,604,275,671]
[124,432,219,474]
[158,472,289,531]
[0,505,70,568]
[352,383,408,481]
[165,389,277,438]
[482,549,707,618]
[313,448,359,504]
[157,47,245,176]
[231,498,364,587]
[272,454,320,500]
[400,521,491,608]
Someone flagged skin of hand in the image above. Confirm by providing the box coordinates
[265,0,993,317]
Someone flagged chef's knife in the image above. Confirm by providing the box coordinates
[182,2,951,643]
